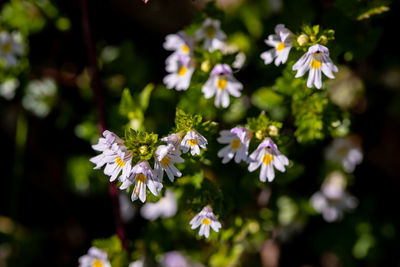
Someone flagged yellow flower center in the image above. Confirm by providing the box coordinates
[231,139,241,149]
[276,42,285,51]
[217,78,227,90]
[188,139,198,146]
[202,218,211,225]
[2,43,11,54]
[262,153,274,165]
[116,157,126,167]
[161,156,170,167]
[205,25,216,38]
[178,66,187,76]
[92,259,104,267]
[181,44,190,54]
[136,173,147,183]
[310,59,322,69]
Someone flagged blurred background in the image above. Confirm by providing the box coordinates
[1,0,400,266]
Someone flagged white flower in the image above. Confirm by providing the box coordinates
[190,205,221,238]
[292,44,338,89]
[260,24,293,66]
[120,161,162,203]
[129,260,144,267]
[310,171,358,222]
[154,145,184,182]
[325,137,363,173]
[78,247,111,267]
[141,189,177,221]
[180,130,208,156]
[163,55,194,91]
[103,146,133,182]
[0,31,24,67]
[217,126,251,164]
[161,132,183,151]
[90,132,131,181]
[195,18,226,51]
[164,32,193,73]
[90,130,132,182]
[0,78,19,100]
[202,64,243,108]
[248,138,289,182]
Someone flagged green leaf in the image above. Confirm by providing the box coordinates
[251,87,284,110]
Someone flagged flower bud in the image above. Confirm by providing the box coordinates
[201,60,211,72]
[320,35,328,45]
[255,130,263,140]
[297,34,309,46]
[139,145,148,155]
[268,125,278,136]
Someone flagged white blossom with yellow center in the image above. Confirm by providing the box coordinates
[180,130,208,156]
[248,138,289,182]
[90,130,132,182]
[0,31,24,67]
[202,64,243,108]
[154,145,184,182]
[217,126,251,164]
[163,31,193,73]
[195,18,226,51]
[325,137,363,173]
[261,24,293,66]
[120,161,162,203]
[163,55,195,91]
[190,205,221,238]
[292,44,338,89]
[78,247,111,267]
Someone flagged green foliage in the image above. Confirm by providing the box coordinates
[119,84,154,130]
[124,129,159,162]
[247,112,282,141]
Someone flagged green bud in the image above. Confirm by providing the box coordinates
[297,34,309,46]
[320,35,328,45]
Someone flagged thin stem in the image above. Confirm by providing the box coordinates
[79,0,127,249]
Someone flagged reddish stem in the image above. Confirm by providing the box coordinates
[79,0,127,249]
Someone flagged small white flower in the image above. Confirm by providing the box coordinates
[0,31,24,67]
[202,64,243,108]
[103,146,132,182]
[90,130,132,182]
[164,32,193,73]
[261,24,293,66]
[161,132,183,151]
[154,145,184,182]
[161,251,190,267]
[190,205,221,238]
[141,189,177,221]
[325,137,363,173]
[195,18,226,51]
[248,138,289,182]
[217,126,251,164]
[292,44,338,89]
[78,247,111,267]
[0,78,19,100]
[163,55,194,91]
[120,161,162,203]
[180,130,208,156]
[129,260,144,267]
[310,171,358,222]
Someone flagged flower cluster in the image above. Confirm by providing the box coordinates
[261,24,338,89]
[217,125,290,183]
[90,127,208,203]
[163,18,244,108]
